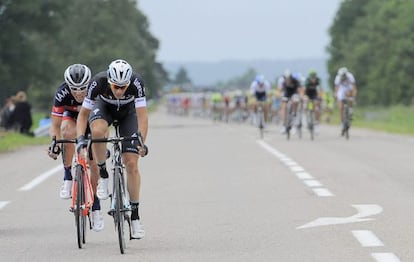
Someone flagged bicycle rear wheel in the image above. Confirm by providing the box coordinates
[75,164,86,249]
[285,102,291,140]
[308,110,314,140]
[344,105,350,140]
[258,109,264,139]
[115,169,126,254]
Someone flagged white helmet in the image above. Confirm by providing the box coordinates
[64,64,91,91]
[107,59,132,86]
[283,69,291,78]
[337,67,348,76]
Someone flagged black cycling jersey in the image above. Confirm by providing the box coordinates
[51,82,82,118]
[85,71,146,154]
[282,77,301,98]
[305,77,320,99]
[86,71,145,111]
[255,91,267,102]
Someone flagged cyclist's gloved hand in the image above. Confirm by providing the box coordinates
[139,144,148,157]
[47,142,60,160]
[76,135,87,154]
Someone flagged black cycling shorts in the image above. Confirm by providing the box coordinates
[89,98,139,154]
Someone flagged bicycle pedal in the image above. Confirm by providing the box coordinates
[107,209,115,216]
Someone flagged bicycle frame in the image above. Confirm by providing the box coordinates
[306,99,315,140]
[71,152,94,217]
[50,137,94,249]
[91,124,144,254]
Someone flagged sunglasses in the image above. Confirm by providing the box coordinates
[69,85,88,92]
[109,82,129,90]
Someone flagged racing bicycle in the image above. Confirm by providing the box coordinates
[50,136,94,249]
[92,121,146,254]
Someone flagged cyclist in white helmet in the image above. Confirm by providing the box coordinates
[334,67,357,134]
[249,74,271,123]
[47,64,104,232]
[76,59,148,239]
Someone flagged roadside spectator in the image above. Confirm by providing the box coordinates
[0,96,16,129]
[9,91,33,136]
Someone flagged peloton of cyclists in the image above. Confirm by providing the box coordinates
[334,67,357,135]
[304,69,323,133]
[76,59,148,239]
[277,70,303,134]
[47,64,104,231]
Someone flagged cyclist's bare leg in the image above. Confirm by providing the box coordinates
[337,100,344,124]
[123,153,141,202]
[90,119,109,164]
[280,101,287,126]
[89,160,99,193]
[61,119,76,168]
[315,100,321,122]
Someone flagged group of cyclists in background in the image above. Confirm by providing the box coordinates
[166,67,357,138]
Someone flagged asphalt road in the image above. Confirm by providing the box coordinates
[0,107,413,262]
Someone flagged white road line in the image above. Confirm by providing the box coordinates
[371,253,401,262]
[312,188,334,197]
[19,165,62,191]
[352,230,384,247]
[257,140,334,197]
[295,172,314,180]
[283,160,298,166]
[257,140,284,158]
[290,166,305,172]
[303,180,322,188]
[0,201,10,210]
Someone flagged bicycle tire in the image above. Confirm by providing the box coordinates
[309,110,314,140]
[258,108,264,139]
[344,104,350,140]
[75,164,85,249]
[285,102,291,140]
[115,168,126,254]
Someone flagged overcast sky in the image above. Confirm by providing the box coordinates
[139,0,343,63]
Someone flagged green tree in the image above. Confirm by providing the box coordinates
[0,0,167,109]
[327,0,414,106]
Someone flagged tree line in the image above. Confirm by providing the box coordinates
[0,0,168,110]
[327,0,414,106]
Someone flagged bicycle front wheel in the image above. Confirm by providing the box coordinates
[115,168,126,254]
[75,164,86,248]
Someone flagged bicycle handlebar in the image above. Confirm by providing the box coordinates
[51,132,147,156]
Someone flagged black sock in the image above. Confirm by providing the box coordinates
[63,166,72,180]
[130,201,139,220]
[98,162,108,178]
[92,195,101,211]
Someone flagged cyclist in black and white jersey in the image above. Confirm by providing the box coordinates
[304,69,323,133]
[277,70,303,134]
[76,59,148,239]
[47,64,104,232]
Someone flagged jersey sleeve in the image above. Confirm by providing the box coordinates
[51,84,67,117]
[334,75,340,86]
[132,76,147,108]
